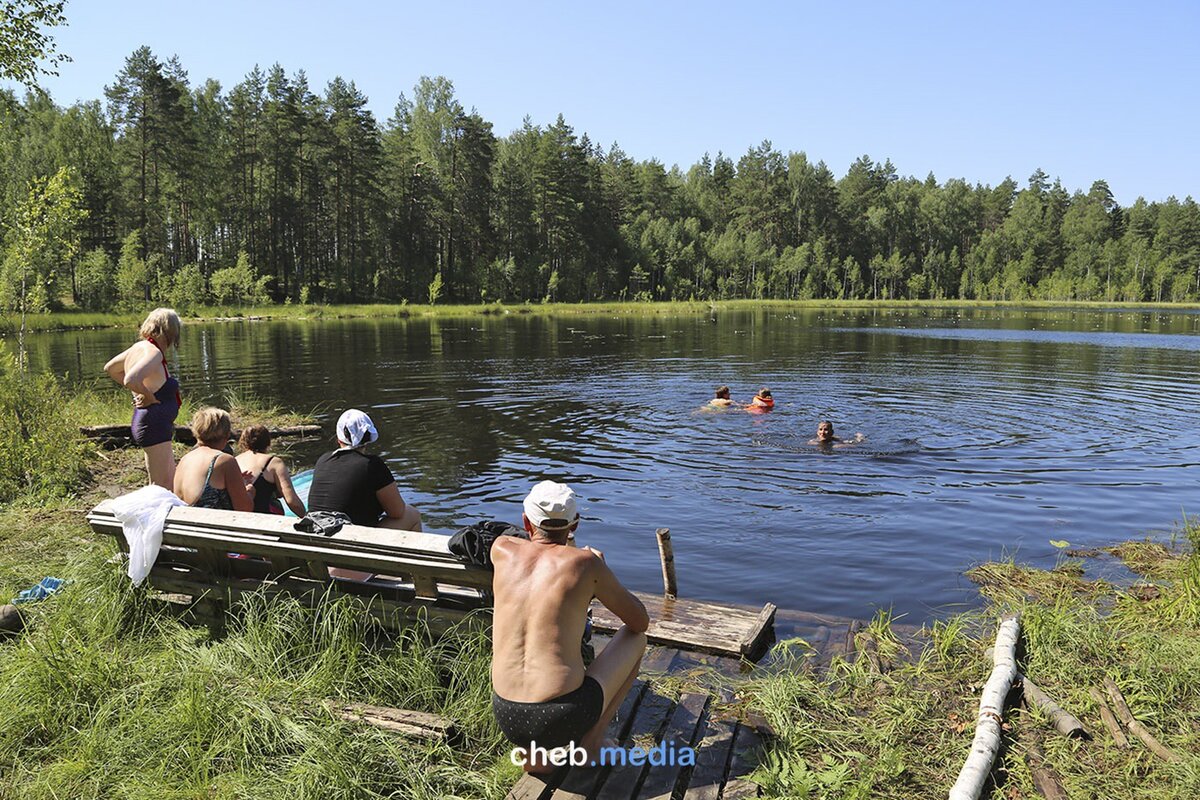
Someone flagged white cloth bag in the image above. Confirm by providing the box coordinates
[107,485,187,586]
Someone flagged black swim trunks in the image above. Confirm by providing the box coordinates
[492,676,605,749]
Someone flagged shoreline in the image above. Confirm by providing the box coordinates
[5,297,1200,336]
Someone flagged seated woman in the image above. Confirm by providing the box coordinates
[173,407,254,511]
[235,425,306,516]
[307,409,422,531]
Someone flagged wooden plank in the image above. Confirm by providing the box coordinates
[594,688,676,799]
[681,716,736,800]
[721,723,764,799]
[639,646,679,675]
[506,773,558,800]
[636,692,709,800]
[591,594,774,659]
[324,701,455,742]
[549,680,648,800]
[739,603,777,658]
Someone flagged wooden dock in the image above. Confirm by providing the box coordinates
[505,654,764,800]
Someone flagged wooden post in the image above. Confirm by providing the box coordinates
[655,527,677,598]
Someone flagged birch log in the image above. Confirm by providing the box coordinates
[1021,675,1088,739]
[948,614,1021,800]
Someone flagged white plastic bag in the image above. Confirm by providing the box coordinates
[107,485,187,586]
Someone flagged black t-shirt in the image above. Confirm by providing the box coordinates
[307,448,395,527]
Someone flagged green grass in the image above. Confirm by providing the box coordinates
[0,552,519,800]
[7,297,1200,334]
[743,524,1200,799]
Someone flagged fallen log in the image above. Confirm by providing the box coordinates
[1019,720,1067,800]
[948,614,1021,800]
[1102,678,1180,763]
[323,700,455,742]
[1088,687,1129,749]
[1020,675,1088,739]
[81,423,322,448]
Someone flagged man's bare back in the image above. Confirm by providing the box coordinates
[491,537,598,701]
[490,481,648,771]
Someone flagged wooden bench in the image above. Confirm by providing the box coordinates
[87,502,776,659]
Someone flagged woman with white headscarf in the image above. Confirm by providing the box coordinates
[306,409,422,530]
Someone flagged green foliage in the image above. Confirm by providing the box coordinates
[427,270,443,305]
[210,251,269,306]
[1,61,1199,308]
[114,229,148,307]
[1,166,86,313]
[164,262,207,311]
[74,247,115,310]
[0,0,70,86]
[0,358,91,504]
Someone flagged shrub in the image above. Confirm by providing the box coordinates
[75,247,115,310]
[0,360,92,504]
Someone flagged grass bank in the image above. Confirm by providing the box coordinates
[6,297,1200,334]
[742,529,1200,798]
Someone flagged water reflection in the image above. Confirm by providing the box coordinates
[18,306,1200,621]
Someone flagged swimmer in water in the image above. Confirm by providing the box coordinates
[746,387,775,413]
[709,385,737,408]
[809,420,865,448]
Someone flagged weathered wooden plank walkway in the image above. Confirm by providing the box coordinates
[504,650,766,800]
[504,607,924,799]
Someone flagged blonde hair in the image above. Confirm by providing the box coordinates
[139,308,181,348]
[191,407,232,448]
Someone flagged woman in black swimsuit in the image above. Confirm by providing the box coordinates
[173,407,254,511]
[234,425,306,516]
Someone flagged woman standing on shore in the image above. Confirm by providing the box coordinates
[103,308,183,489]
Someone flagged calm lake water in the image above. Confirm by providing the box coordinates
[25,306,1200,622]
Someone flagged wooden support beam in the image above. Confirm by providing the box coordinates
[656,527,677,598]
[324,700,455,742]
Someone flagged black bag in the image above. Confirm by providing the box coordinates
[294,511,352,537]
[448,520,527,568]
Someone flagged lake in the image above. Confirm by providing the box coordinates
[25,305,1200,622]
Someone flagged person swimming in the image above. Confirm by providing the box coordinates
[809,420,866,448]
[709,385,736,408]
[746,387,775,413]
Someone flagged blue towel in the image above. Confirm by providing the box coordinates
[13,576,65,604]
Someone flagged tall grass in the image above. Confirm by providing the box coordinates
[744,531,1200,799]
[0,552,517,800]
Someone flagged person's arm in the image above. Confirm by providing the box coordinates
[375,482,407,519]
[122,345,164,400]
[221,455,255,512]
[104,347,131,385]
[273,460,307,517]
[589,551,650,633]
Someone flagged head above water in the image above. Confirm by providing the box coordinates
[522,480,580,542]
[139,308,181,349]
[757,387,772,399]
[336,409,378,449]
[817,420,835,441]
[714,385,730,400]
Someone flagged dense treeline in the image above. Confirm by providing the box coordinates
[2,47,1199,311]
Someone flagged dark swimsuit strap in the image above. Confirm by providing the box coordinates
[203,454,220,489]
[146,336,182,406]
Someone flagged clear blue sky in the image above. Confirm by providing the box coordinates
[12,0,1199,204]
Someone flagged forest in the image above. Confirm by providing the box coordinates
[2,46,1199,311]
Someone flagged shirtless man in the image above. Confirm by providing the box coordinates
[709,385,736,408]
[491,481,649,772]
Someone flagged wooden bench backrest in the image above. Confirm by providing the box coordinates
[88,501,494,601]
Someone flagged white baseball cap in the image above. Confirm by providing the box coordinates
[336,409,378,448]
[523,480,579,531]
